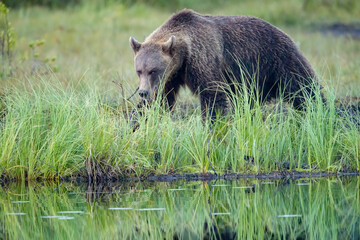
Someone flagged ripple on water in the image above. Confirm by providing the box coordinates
[232,186,254,189]
[212,212,231,216]
[135,208,165,211]
[11,201,30,204]
[41,216,75,220]
[277,214,302,218]
[108,207,133,210]
[296,183,310,186]
[57,216,75,220]
[57,211,85,214]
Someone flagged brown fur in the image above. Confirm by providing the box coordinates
[130,9,321,122]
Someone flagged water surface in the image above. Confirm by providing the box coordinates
[1,177,359,239]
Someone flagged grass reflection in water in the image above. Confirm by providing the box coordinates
[0,177,359,239]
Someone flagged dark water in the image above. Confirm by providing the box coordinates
[1,177,359,239]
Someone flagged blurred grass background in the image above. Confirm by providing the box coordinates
[3,0,360,97]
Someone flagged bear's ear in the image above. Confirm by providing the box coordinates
[129,37,141,53]
[162,35,175,55]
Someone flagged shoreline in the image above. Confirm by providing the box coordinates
[1,170,358,184]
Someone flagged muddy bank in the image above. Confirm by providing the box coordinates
[143,170,359,182]
[2,170,358,184]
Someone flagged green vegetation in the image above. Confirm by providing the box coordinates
[0,2,16,77]
[1,178,359,239]
[1,78,359,180]
[0,1,359,180]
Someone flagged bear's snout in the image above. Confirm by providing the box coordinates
[138,90,149,99]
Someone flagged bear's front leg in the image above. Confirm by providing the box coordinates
[200,90,229,124]
[164,77,183,111]
[165,90,177,111]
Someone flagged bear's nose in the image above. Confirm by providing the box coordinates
[138,90,149,98]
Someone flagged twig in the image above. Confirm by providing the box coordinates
[111,79,139,101]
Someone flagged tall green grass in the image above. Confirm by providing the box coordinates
[0,72,359,180]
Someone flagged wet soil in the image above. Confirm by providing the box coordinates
[5,170,359,184]
[138,170,359,182]
[1,169,358,184]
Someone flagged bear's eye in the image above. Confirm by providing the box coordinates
[149,70,157,75]
[136,70,142,76]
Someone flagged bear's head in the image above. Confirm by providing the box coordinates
[129,35,180,103]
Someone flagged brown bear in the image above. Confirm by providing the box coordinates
[129,9,321,122]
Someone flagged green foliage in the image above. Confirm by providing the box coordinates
[28,39,58,73]
[2,0,222,10]
[0,2,15,77]
[1,0,82,9]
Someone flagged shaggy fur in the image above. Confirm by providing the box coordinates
[130,9,321,121]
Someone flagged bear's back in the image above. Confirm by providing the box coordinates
[155,10,293,51]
